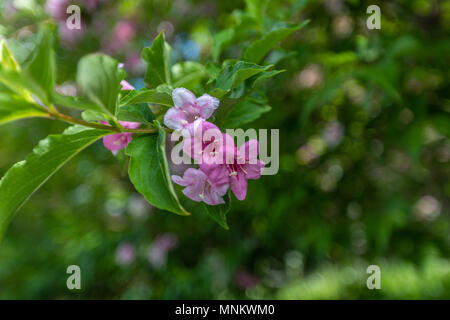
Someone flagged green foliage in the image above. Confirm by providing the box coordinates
[212,28,234,62]
[171,61,208,90]
[0,126,110,241]
[243,21,309,64]
[76,54,124,116]
[210,61,274,98]
[51,91,103,112]
[0,93,48,125]
[221,96,271,128]
[126,123,189,216]
[201,193,232,230]
[119,87,173,107]
[117,103,155,125]
[23,23,56,105]
[0,0,448,300]
[142,32,172,88]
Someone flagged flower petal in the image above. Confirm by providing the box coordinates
[237,139,259,163]
[120,80,135,90]
[196,94,219,119]
[230,171,248,201]
[200,163,230,186]
[203,189,226,205]
[120,121,140,129]
[178,168,208,202]
[103,133,132,153]
[171,175,189,186]
[172,87,196,109]
[164,107,187,130]
[242,160,265,180]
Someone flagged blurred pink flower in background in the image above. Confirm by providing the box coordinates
[115,243,136,266]
[45,0,70,20]
[83,0,106,12]
[125,51,146,74]
[148,234,178,269]
[322,121,344,148]
[103,20,136,53]
[115,20,136,43]
[58,21,86,47]
[234,270,259,289]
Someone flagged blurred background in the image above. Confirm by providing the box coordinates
[0,0,449,299]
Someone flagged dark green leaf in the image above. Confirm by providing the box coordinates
[211,61,273,98]
[126,123,189,216]
[222,97,271,128]
[201,193,231,229]
[142,32,171,88]
[243,20,309,64]
[117,103,154,124]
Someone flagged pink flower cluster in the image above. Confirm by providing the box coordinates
[167,88,265,205]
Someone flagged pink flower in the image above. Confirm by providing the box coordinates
[164,88,219,131]
[100,121,140,155]
[171,168,229,205]
[200,137,265,201]
[120,80,134,90]
[181,119,224,162]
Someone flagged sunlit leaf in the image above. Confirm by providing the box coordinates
[0,93,48,125]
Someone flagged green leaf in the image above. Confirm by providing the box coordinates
[76,53,124,116]
[243,20,309,64]
[119,88,173,107]
[51,91,104,113]
[171,61,208,90]
[81,110,107,122]
[126,123,189,216]
[117,103,154,124]
[212,28,234,62]
[0,126,110,241]
[0,40,43,101]
[201,193,231,229]
[0,93,48,125]
[23,23,56,105]
[248,69,285,89]
[0,39,20,71]
[142,32,172,88]
[211,60,273,98]
[222,97,271,128]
